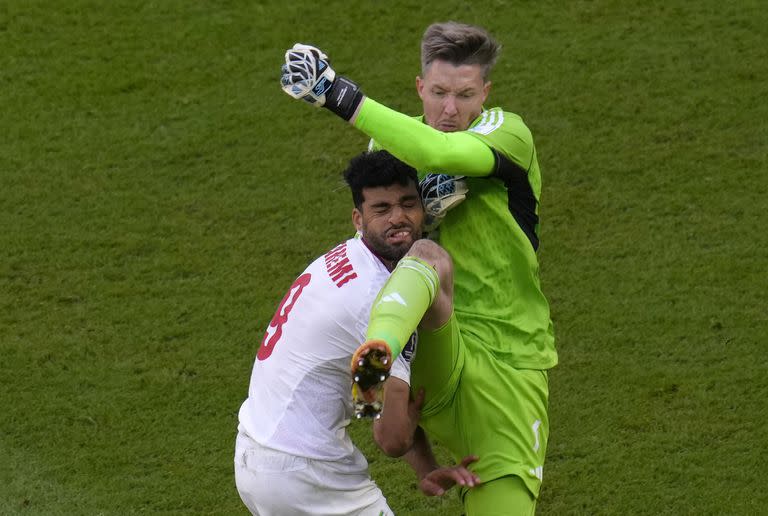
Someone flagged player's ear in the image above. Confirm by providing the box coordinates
[352,208,363,232]
[416,76,425,99]
[482,81,491,102]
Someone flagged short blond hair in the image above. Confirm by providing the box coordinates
[421,21,501,81]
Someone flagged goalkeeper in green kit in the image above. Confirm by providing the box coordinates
[281,21,557,515]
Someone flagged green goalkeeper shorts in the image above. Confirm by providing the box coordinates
[411,313,550,502]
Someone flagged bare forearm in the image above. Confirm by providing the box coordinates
[402,426,439,480]
[374,379,422,457]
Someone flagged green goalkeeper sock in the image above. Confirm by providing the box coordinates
[366,256,439,358]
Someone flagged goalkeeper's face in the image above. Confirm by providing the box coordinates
[353,182,424,264]
[417,60,490,132]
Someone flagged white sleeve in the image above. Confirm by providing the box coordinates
[389,354,411,385]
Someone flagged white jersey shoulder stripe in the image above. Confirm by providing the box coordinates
[469,109,504,136]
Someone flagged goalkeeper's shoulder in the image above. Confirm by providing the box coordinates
[467,107,535,158]
[469,107,532,139]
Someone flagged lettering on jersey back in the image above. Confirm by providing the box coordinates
[324,242,358,288]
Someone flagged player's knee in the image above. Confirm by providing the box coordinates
[406,239,453,283]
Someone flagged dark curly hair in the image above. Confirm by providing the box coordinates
[343,151,419,209]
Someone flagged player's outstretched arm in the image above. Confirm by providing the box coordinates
[353,98,496,176]
[279,44,495,177]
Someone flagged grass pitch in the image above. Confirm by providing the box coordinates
[1,1,766,514]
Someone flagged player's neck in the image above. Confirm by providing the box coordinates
[360,237,396,271]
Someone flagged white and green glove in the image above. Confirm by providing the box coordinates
[419,173,469,232]
[280,44,364,121]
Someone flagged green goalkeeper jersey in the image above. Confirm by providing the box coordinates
[355,100,557,370]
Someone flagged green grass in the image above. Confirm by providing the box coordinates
[1,1,766,514]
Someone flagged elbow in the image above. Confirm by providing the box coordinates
[373,426,413,458]
[377,438,411,458]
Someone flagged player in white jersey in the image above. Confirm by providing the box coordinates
[235,151,480,516]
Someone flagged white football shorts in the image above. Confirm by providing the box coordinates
[234,428,393,516]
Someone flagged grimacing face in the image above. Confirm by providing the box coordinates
[416,59,490,132]
[353,181,424,263]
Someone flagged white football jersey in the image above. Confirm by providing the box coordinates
[238,237,413,468]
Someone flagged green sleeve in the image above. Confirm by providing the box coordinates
[353,98,495,177]
[463,110,535,172]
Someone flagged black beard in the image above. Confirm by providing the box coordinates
[363,226,422,263]
[366,233,411,262]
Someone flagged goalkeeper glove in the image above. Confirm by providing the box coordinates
[419,174,469,232]
[280,43,364,121]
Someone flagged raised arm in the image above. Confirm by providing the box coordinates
[353,98,495,176]
[280,43,496,177]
